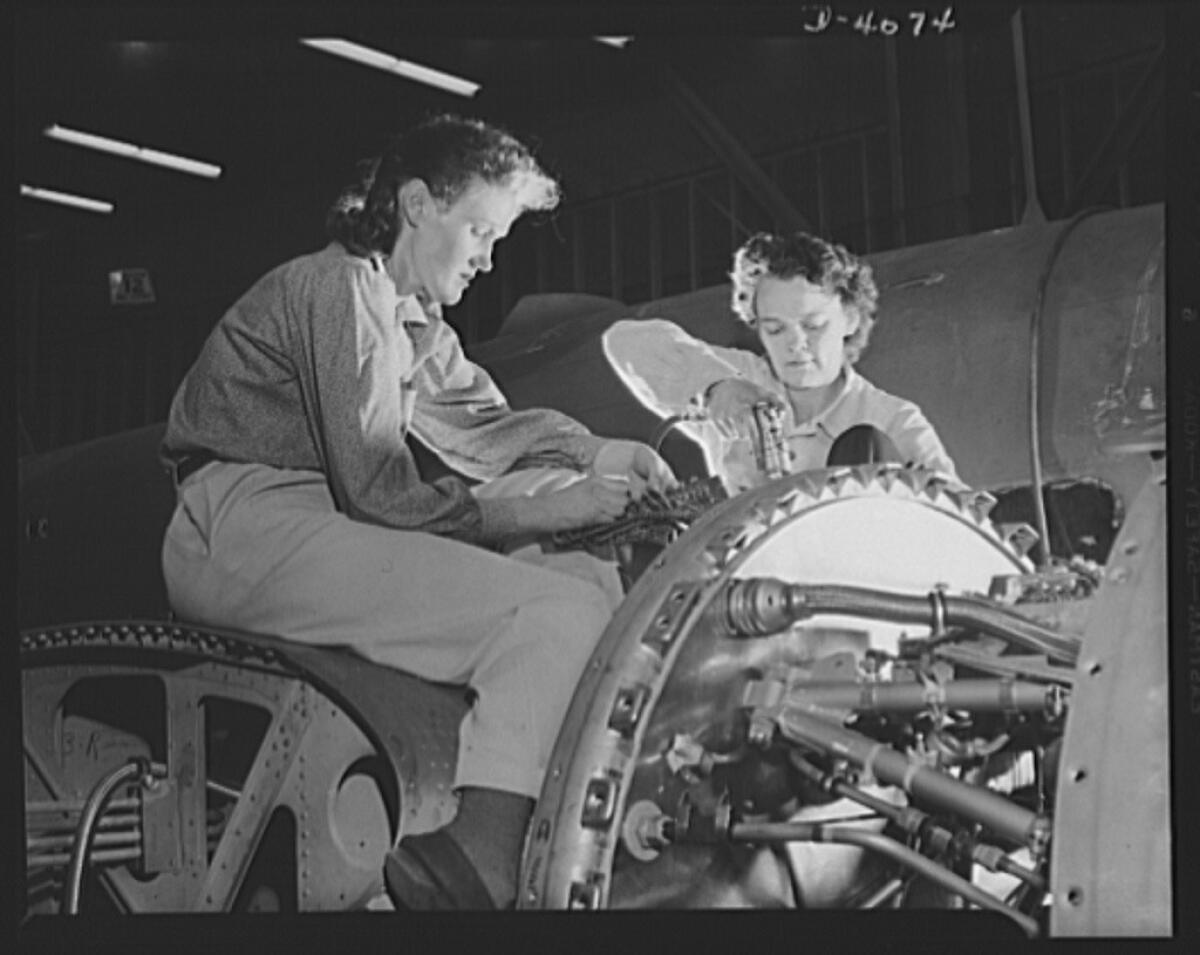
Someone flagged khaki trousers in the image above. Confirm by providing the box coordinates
[162,461,621,799]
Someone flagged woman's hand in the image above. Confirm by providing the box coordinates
[475,474,632,542]
[592,440,678,498]
[475,442,678,543]
[539,474,633,530]
[704,378,785,439]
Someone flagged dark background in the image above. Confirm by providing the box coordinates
[13,2,1166,454]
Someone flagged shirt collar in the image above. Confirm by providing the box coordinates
[397,294,433,327]
[783,365,860,432]
[823,365,860,417]
[365,250,437,327]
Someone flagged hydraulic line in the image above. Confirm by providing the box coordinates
[997,854,1044,889]
[63,759,149,914]
[789,754,1046,892]
[28,830,142,852]
[27,812,141,835]
[30,847,143,869]
[778,678,1060,716]
[714,577,1080,665]
[27,797,141,816]
[650,413,706,453]
[728,820,1039,938]
[775,708,1050,851]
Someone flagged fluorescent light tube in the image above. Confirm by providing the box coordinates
[301,39,480,97]
[20,184,114,214]
[44,124,223,178]
[594,37,632,49]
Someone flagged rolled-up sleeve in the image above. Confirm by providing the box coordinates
[408,323,601,480]
[298,262,489,541]
[602,319,763,417]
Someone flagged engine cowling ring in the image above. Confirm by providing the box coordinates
[519,464,1033,910]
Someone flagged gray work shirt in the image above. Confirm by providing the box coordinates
[163,242,600,543]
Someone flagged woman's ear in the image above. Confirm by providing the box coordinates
[843,305,862,338]
[397,178,432,227]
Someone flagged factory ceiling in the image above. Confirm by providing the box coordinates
[11,3,1050,243]
[12,1,1166,263]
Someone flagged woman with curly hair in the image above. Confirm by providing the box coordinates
[604,230,959,492]
[160,114,675,910]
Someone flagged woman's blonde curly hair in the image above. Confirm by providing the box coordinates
[730,231,879,364]
[326,113,560,257]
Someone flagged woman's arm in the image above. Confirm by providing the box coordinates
[408,320,605,479]
[602,318,767,417]
[301,263,495,540]
[474,474,634,543]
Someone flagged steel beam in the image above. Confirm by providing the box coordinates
[654,62,811,234]
[1012,8,1047,224]
[884,37,907,245]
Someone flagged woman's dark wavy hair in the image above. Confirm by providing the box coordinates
[326,114,560,256]
[730,231,880,364]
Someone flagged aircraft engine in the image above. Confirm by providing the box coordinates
[519,462,1169,936]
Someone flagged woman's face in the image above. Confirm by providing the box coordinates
[407,177,521,306]
[754,275,859,391]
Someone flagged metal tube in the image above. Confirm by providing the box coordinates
[787,678,1053,715]
[29,847,142,868]
[1010,8,1045,225]
[789,754,917,828]
[28,830,141,851]
[63,759,147,914]
[26,813,141,834]
[650,414,698,454]
[860,876,905,909]
[205,778,242,800]
[998,856,1046,892]
[791,754,1048,892]
[26,798,141,815]
[777,708,1047,850]
[729,821,1039,937]
[716,578,1079,665]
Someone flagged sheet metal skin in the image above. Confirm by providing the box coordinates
[474,204,1164,511]
[1047,466,1171,935]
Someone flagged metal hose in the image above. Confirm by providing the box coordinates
[63,758,149,914]
[776,708,1049,849]
[650,414,703,454]
[716,577,1080,665]
[998,854,1046,891]
[729,820,1040,938]
[789,753,1047,892]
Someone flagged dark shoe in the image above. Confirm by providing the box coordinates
[383,830,496,910]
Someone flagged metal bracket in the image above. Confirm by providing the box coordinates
[195,681,313,911]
